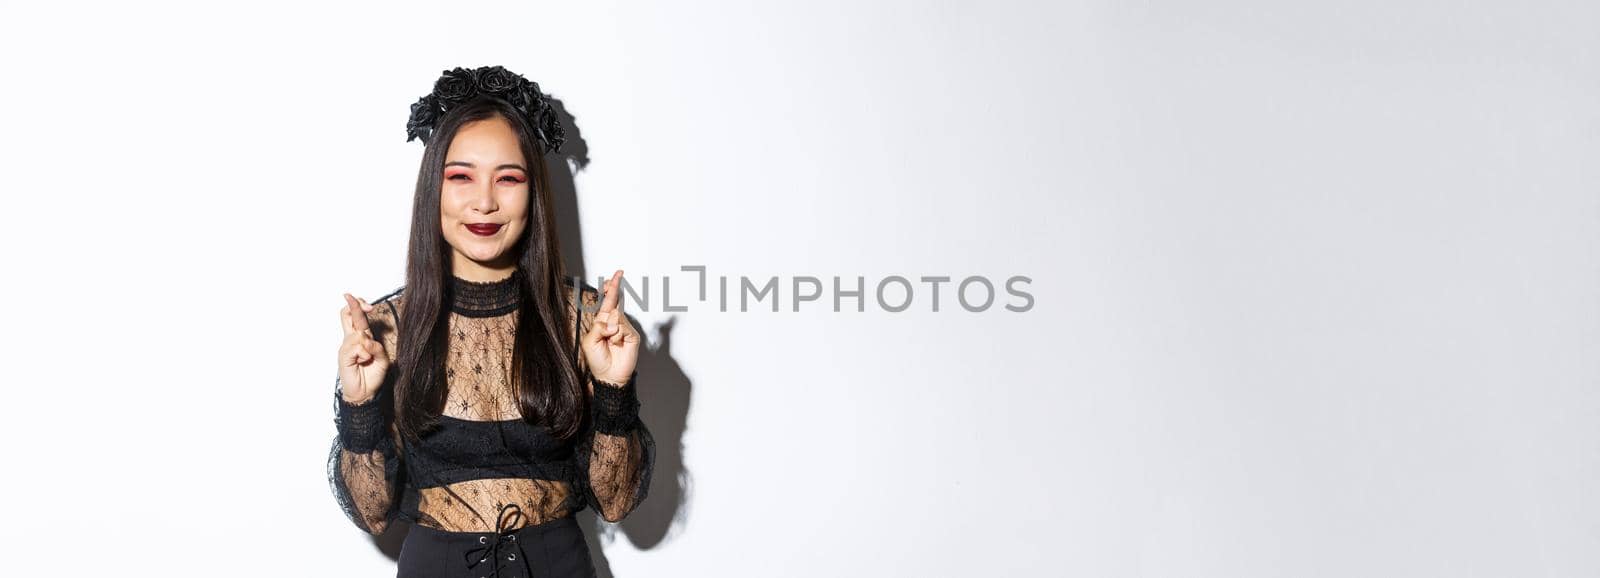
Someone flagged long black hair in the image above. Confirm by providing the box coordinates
[391,96,585,444]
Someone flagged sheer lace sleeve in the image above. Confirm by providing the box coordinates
[572,286,655,523]
[327,289,406,535]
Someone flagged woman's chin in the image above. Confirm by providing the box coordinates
[451,244,511,267]
[471,252,509,265]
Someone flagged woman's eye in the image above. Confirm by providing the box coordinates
[447,174,470,182]
[499,176,525,184]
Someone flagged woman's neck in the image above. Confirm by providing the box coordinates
[451,252,518,283]
[448,266,524,318]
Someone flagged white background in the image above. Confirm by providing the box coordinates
[1,1,1596,576]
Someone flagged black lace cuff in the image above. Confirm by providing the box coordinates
[590,371,640,436]
[335,384,387,454]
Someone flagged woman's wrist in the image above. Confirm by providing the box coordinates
[340,390,375,406]
[591,372,633,389]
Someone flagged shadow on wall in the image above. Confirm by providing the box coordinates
[364,98,694,578]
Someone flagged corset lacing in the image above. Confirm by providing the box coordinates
[463,502,533,578]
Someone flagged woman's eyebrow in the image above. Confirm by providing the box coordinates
[443,161,526,171]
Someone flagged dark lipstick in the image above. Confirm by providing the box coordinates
[465,223,502,236]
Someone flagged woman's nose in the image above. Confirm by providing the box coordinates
[470,180,497,212]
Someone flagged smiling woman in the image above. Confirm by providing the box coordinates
[327,66,652,578]
[439,117,535,280]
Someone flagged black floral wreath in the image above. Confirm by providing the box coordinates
[404,65,566,153]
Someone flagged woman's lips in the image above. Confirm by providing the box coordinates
[465,223,502,236]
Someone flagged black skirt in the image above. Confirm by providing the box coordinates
[397,514,595,578]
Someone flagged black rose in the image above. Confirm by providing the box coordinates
[506,83,539,113]
[405,95,441,143]
[538,112,566,153]
[405,65,563,150]
[432,68,477,104]
[474,66,520,95]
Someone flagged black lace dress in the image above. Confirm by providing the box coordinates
[327,270,653,577]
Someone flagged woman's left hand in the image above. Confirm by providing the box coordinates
[581,269,641,391]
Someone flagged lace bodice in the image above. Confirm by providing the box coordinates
[327,271,654,535]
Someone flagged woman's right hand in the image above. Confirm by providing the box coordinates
[338,293,390,405]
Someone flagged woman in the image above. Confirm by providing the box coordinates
[327,66,653,578]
